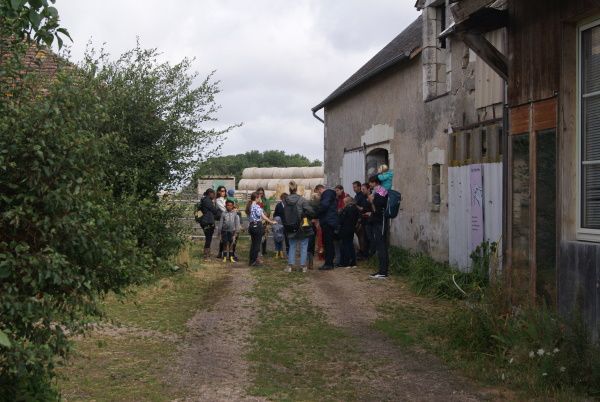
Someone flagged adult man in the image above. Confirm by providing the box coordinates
[367,176,389,278]
[315,184,338,270]
[353,181,370,259]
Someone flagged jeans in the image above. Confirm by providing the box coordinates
[339,235,356,267]
[372,220,389,275]
[203,226,215,249]
[321,223,336,267]
[249,222,264,265]
[288,236,309,266]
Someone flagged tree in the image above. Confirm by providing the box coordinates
[87,44,236,197]
[0,30,232,402]
[194,150,322,184]
[0,0,71,48]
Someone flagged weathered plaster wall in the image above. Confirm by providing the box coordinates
[324,57,454,260]
[323,33,497,262]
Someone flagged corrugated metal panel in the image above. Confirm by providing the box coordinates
[475,28,506,109]
[450,163,503,272]
[341,150,365,194]
[483,163,503,271]
[449,166,472,271]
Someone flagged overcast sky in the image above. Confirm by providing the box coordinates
[57,1,419,162]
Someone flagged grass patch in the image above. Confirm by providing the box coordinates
[247,267,361,402]
[58,335,178,402]
[369,246,487,300]
[101,264,228,334]
[58,242,229,400]
[375,283,600,400]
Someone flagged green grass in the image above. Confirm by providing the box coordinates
[57,243,229,401]
[101,263,229,334]
[247,266,362,402]
[374,287,599,401]
[58,335,178,402]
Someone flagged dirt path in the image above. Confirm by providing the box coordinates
[170,266,266,402]
[302,268,498,402]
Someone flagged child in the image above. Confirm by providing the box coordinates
[377,164,394,191]
[272,216,285,258]
[338,196,360,268]
[219,199,241,263]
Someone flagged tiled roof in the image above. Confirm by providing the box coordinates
[312,16,422,112]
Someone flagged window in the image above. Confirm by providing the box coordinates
[437,4,447,49]
[579,21,600,236]
[432,164,441,207]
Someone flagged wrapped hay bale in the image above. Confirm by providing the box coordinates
[242,167,259,179]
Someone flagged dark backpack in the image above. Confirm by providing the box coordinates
[283,202,301,233]
[385,190,402,219]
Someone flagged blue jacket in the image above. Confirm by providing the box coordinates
[318,189,339,227]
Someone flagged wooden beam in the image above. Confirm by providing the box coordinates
[449,0,496,24]
[461,32,508,80]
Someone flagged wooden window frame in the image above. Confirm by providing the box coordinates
[577,18,600,242]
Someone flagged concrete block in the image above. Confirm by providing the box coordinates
[424,81,437,100]
[423,63,436,82]
[421,47,438,65]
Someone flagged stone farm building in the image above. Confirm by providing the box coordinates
[313,7,506,267]
[314,0,600,340]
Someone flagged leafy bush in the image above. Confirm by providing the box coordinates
[0,37,229,400]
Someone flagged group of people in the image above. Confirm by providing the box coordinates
[195,164,394,279]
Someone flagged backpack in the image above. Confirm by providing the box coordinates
[385,190,402,219]
[283,202,301,233]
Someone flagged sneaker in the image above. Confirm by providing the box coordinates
[301,266,307,273]
[222,257,227,263]
[284,266,292,273]
[369,272,380,278]
[350,265,358,269]
[369,273,388,279]
[230,257,235,263]
[318,265,334,271]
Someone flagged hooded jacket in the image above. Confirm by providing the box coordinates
[285,193,315,239]
[318,189,339,227]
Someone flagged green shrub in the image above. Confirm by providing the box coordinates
[384,246,486,300]
[441,284,600,395]
[0,38,229,400]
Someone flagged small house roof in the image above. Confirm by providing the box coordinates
[312,16,422,112]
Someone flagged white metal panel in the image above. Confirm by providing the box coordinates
[341,150,365,194]
[483,162,503,271]
[449,166,472,271]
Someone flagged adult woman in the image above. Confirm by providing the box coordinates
[215,186,227,258]
[198,188,219,259]
[246,192,275,266]
[283,181,315,273]
[256,187,271,256]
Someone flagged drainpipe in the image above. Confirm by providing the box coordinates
[312,110,324,124]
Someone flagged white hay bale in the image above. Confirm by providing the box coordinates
[242,167,259,179]
[266,179,280,191]
[309,178,323,189]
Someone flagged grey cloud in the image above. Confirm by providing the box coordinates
[57,0,419,162]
